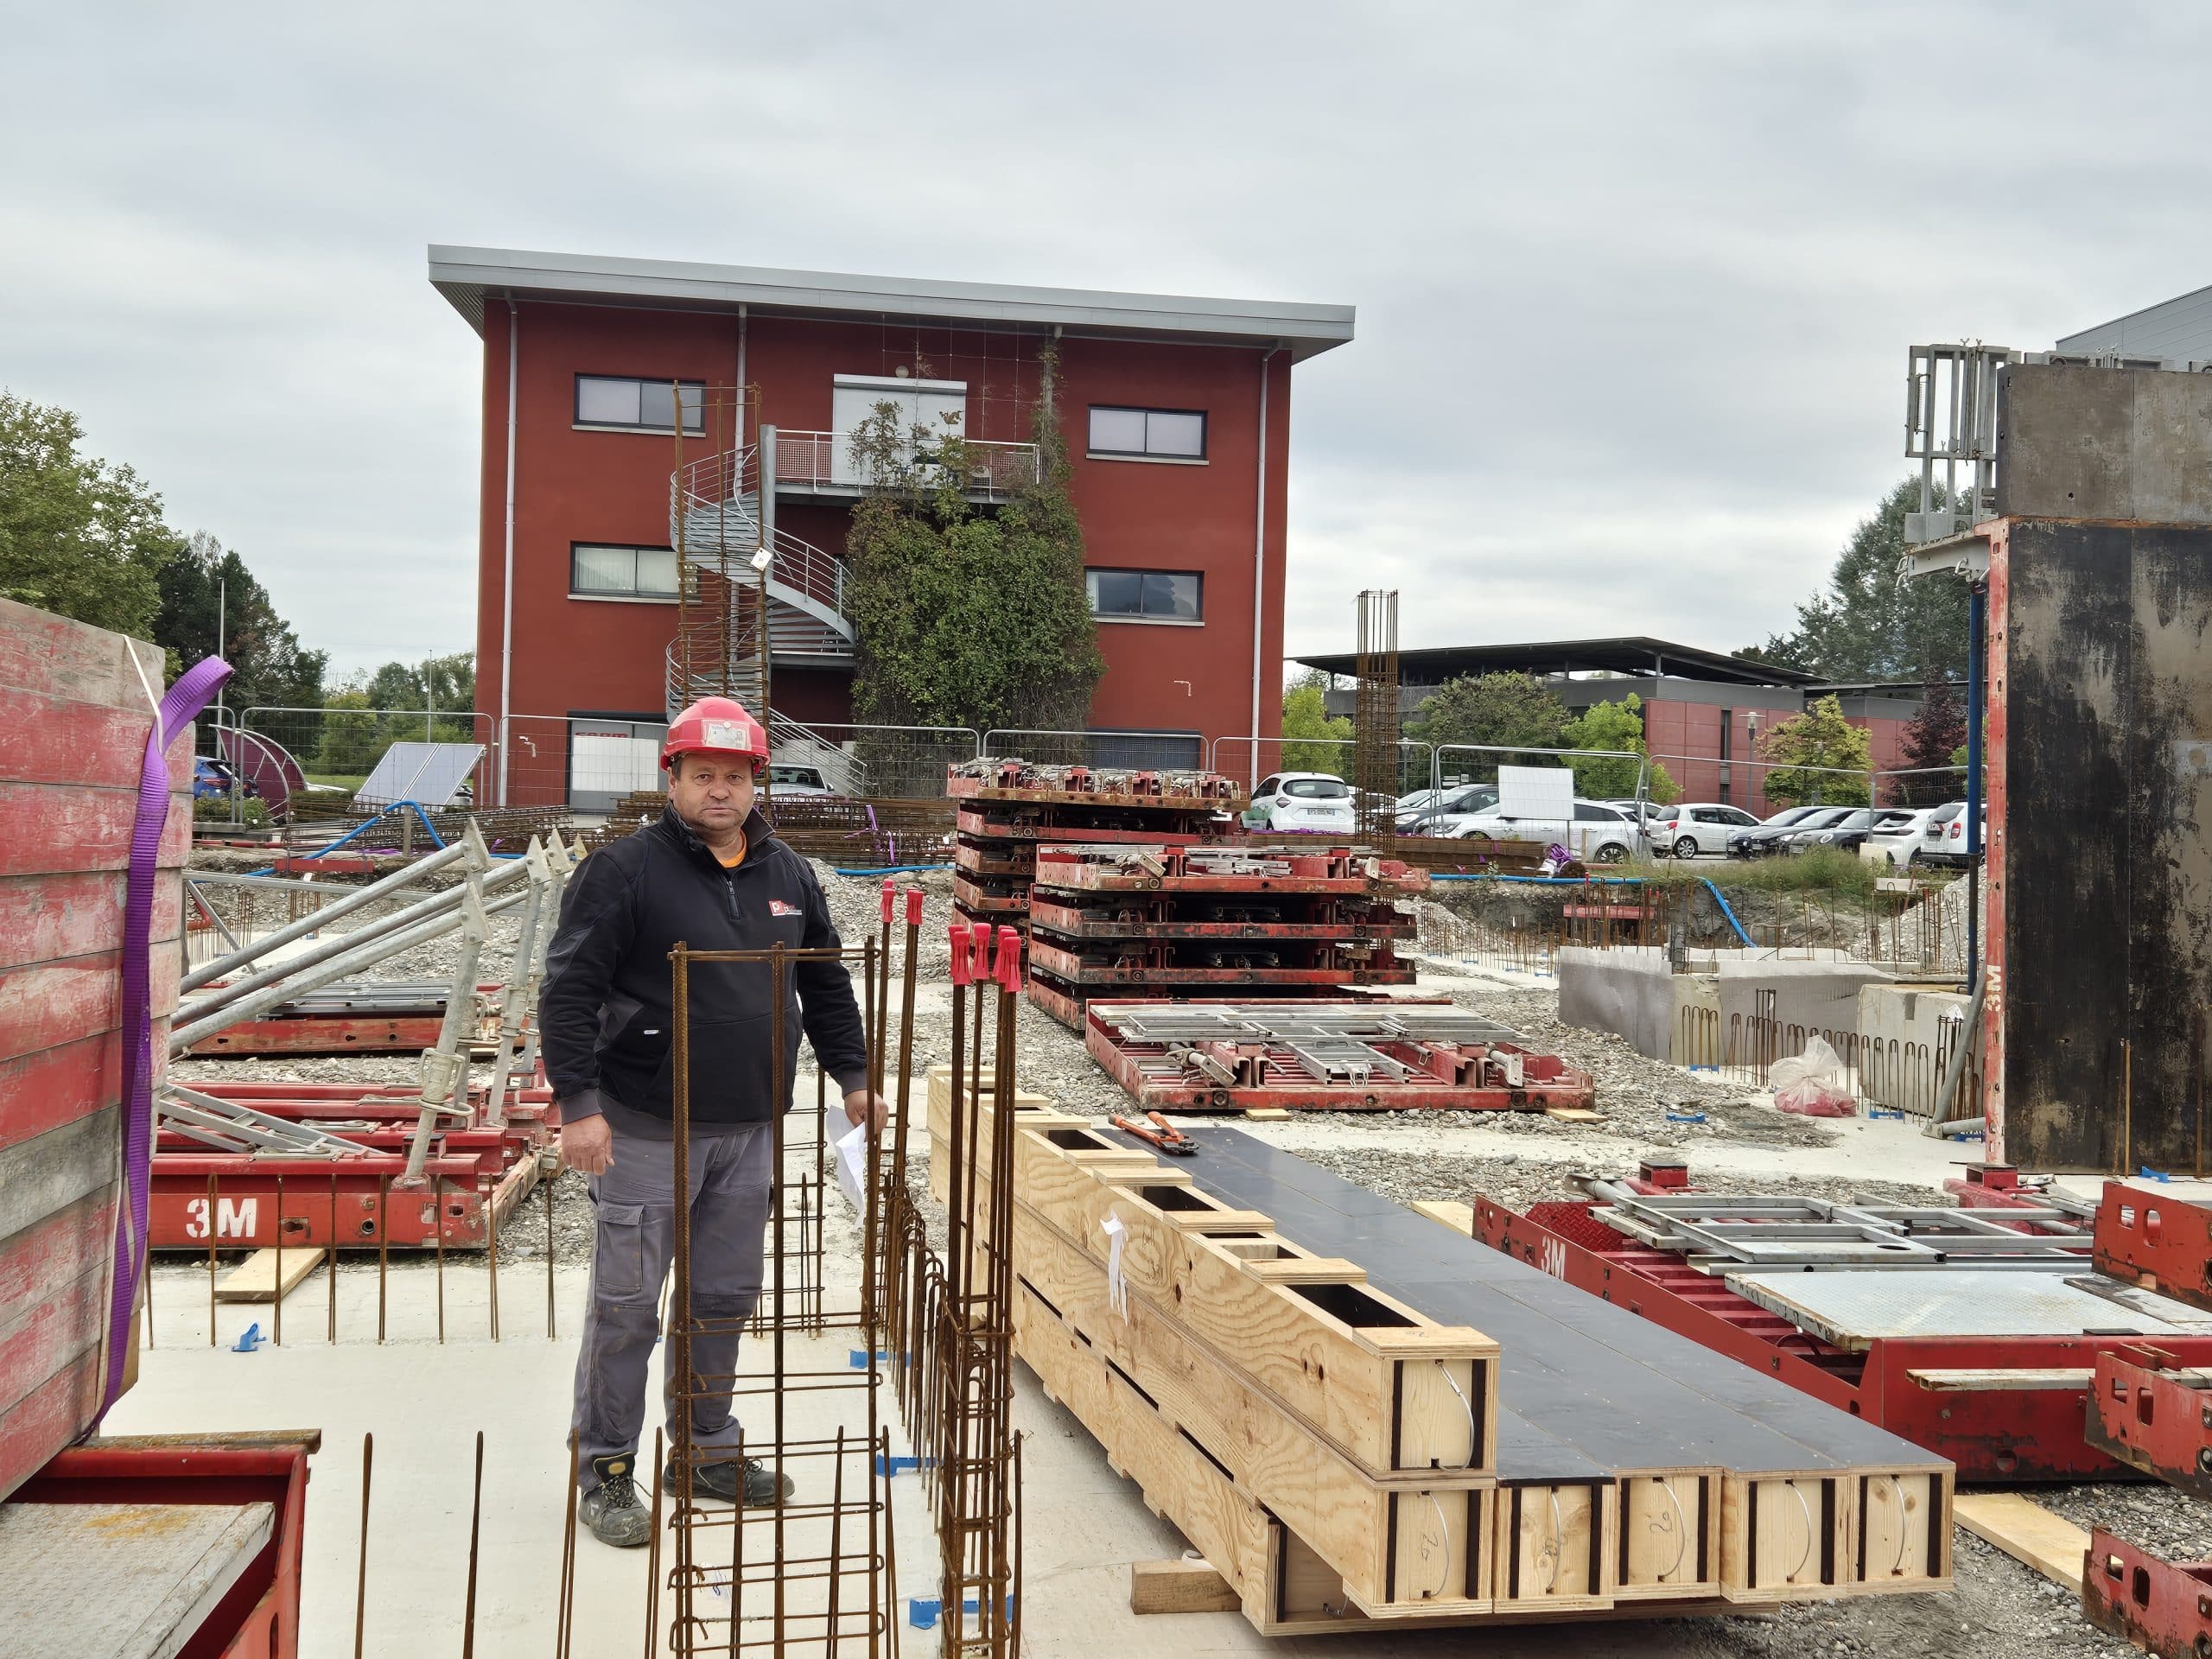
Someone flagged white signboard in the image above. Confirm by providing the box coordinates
[1497,765,1574,823]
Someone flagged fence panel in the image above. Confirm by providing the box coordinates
[979,727,1208,772]
[1209,736,1433,801]
[772,721,979,803]
[233,706,495,823]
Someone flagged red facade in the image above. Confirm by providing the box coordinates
[452,269,1318,806]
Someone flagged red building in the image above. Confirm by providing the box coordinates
[428,247,1352,807]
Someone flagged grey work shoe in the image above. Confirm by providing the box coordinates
[578,1452,652,1548]
[667,1453,795,1506]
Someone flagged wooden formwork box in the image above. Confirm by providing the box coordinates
[1719,1469,1951,1603]
[921,1064,1058,1207]
[0,601,186,1501]
[963,1113,1499,1481]
[1003,1189,1494,1616]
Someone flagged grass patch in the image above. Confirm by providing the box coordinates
[304,772,366,792]
[1647,845,1882,899]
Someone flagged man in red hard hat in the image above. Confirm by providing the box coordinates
[540,694,885,1548]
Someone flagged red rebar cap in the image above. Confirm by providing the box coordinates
[995,926,1023,992]
[905,887,925,926]
[881,876,895,925]
[950,925,972,985]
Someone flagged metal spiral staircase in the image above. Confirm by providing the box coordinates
[664,431,856,721]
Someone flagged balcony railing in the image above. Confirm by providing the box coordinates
[770,429,1040,503]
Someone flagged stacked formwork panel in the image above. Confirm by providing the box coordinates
[1022,843,1423,1028]
[944,760,1241,938]
[931,1093,1954,1635]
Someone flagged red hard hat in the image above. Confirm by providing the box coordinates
[663,696,768,771]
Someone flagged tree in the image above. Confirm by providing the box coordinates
[1559,694,1679,802]
[1281,670,1352,774]
[1895,666,1967,806]
[153,531,327,712]
[313,654,478,778]
[0,391,175,638]
[1758,694,1872,806]
[1405,672,1569,766]
[1744,478,1972,682]
[844,347,1103,736]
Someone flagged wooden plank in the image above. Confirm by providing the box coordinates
[1953,1492,2086,1595]
[0,600,168,713]
[0,1108,122,1246]
[1618,1472,1719,1599]
[1544,1107,1605,1124]
[1413,1200,1476,1234]
[1128,1559,1239,1615]
[1495,1482,1610,1610]
[1904,1368,2095,1392]
[213,1246,327,1304]
[0,871,182,974]
[0,948,181,1063]
[0,779,193,880]
[0,683,185,791]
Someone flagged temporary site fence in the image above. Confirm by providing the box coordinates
[1672,994,1984,1126]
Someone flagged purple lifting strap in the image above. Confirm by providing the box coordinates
[98,652,231,1419]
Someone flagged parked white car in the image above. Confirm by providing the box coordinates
[1398,782,1497,835]
[1859,807,1939,866]
[766,763,836,797]
[1448,799,1647,864]
[1247,772,1357,834]
[1647,802,1762,859]
[1916,800,1986,868]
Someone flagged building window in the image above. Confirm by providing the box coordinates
[1088,405,1207,461]
[572,544,680,600]
[575,375,705,433]
[1087,569,1202,623]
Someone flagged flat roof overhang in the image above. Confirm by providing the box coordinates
[429,245,1354,362]
[1293,636,1820,689]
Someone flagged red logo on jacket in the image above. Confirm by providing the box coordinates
[770,899,800,917]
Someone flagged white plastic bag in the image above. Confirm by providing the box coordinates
[1770,1033,1856,1117]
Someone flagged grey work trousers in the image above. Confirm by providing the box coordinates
[571,1116,771,1481]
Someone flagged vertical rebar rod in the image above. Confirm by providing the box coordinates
[377,1173,389,1344]
[461,1429,484,1658]
[545,1155,558,1340]
[488,1180,501,1342]
[770,944,789,1652]
[669,944,695,1647]
[645,1427,664,1659]
[354,1432,373,1659]
[272,1173,283,1347]
[558,1431,580,1659]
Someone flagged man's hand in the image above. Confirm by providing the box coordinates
[843,1089,889,1137]
[562,1113,614,1176]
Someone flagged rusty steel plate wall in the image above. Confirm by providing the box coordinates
[1997,518,2212,1172]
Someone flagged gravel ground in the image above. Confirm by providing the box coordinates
[172,850,2163,1658]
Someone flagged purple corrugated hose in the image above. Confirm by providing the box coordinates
[98,652,232,1419]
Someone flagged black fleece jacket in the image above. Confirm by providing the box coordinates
[541,803,869,1127]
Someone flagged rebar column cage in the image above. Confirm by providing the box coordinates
[1353,588,1401,853]
[665,940,894,1656]
[885,923,1025,1659]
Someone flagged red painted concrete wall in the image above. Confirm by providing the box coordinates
[1642,699,1775,817]
[472,301,1290,802]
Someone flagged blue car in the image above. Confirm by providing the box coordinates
[193,757,255,800]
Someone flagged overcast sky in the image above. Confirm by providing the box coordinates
[7,3,2210,683]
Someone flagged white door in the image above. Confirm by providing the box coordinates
[830,375,969,486]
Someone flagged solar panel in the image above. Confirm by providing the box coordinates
[356,741,484,807]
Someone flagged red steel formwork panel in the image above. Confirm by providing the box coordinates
[1474,1196,2212,1480]
[2086,1344,2212,1498]
[1027,893,1414,943]
[186,1013,448,1058]
[1082,998,1596,1114]
[0,600,191,1503]
[1024,935,1414,988]
[953,806,1230,844]
[1031,842,1427,894]
[15,1432,315,1657]
[148,1077,556,1250]
[2082,1529,2212,1656]
[945,761,1243,809]
[2094,1183,2212,1313]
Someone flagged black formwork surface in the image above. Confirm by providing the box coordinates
[1999,519,2212,1173]
[1180,1128,1947,1484]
